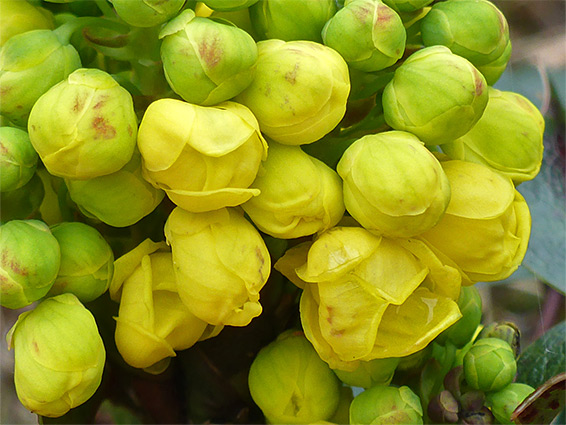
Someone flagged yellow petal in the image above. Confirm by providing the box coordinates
[368,287,461,359]
[274,242,313,289]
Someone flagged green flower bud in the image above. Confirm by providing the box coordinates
[349,385,423,424]
[475,40,511,86]
[164,207,271,326]
[428,390,459,424]
[382,0,434,13]
[486,383,534,424]
[0,0,55,46]
[461,407,495,425]
[0,126,38,192]
[0,172,44,223]
[242,142,345,239]
[382,46,488,145]
[236,39,350,146]
[477,322,520,358]
[463,338,517,392]
[203,0,259,12]
[28,68,138,180]
[442,87,545,184]
[0,219,60,309]
[437,285,482,348]
[248,330,341,424]
[110,0,185,27]
[137,99,267,212]
[65,151,165,228]
[6,293,106,417]
[421,0,510,84]
[250,0,336,43]
[337,131,451,237]
[159,10,257,106]
[46,222,113,303]
[333,357,400,389]
[322,0,406,72]
[0,29,81,126]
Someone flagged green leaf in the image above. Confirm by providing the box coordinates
[516,321,566,388]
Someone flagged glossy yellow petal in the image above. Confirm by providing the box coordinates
[368,287,461,359]
[274,242,313,289]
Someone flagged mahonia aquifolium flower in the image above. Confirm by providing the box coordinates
[248,330,341,424]
[6,293,106,418]
[28,68,138,180]
[236,39,350,146]
[275,225,462,371]
[420,159,531,282]
[322,0,406,72]
[159,9,258,106]
[137,99,267,213]
[0,219,60,309]
[164,207,271,327]
[337,130,451,238]
[110,239,221,374]
[242,141,345,239]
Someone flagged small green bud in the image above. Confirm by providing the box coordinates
[437,286,482,348]
[333,357,400,389]
[442,87,545,184]
[463,338,517,392]
[382,46,488,145]
[46,222,114,303]
[486,383,534,424]
[242,142,345,239]
[110,0,185,27]
[0,219,60,309]
[6,293,106,417]
[349,385,424,424]
[421,0,510,84]
[0,0,54,46]
[0,172,44,223]
[0,29,81,126]
[337,130,451,237]
[28,68,138,180]
[475,41,511,85]
[203,0,259,11]
[382,0,434,13]
[322,0,406,72]
[477,321,521,358]
[159,10,258,106]
[428,390,459,424]
[65,151,164,228]
[0,126,38,192]
[250,0,336,43]
[248,330,341,424]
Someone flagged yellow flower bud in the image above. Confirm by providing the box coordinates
[236,39,350,145]
[137,99,268,212]
[242,142,345,239]
[164,207,271,326]
[275,226,462,371]
[337,131,451,237]
[6,294,105,418]
[110,239,220,373]
[420,160,531,282]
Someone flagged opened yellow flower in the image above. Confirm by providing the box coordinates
[420,159,531,282]
[275,226,462,371]
[137,99,268,212]
[109,239,222,374]
[164,207,271,327]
